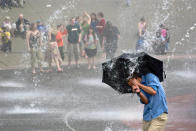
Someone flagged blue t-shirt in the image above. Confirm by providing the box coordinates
[140,73,168,121]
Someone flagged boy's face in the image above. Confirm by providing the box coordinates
[128,77,142,86]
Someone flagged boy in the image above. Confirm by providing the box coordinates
[66,18,81,68]
[128,72,168,131]
[1,27,12,53]
[56,24,67,61]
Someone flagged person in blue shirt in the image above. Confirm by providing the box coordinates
[126,0,131,6]
[128,72,168,131]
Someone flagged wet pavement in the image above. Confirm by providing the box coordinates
[0,0,196,130]
[0,57,195,131]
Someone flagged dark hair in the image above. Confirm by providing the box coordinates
[86,27,96,42]
[140,17,145,22]
[106,21,112,28]
[91,13,98,21]
[30,23,36,31]
[57,24,62,29]
[98,12,104,18]
[159,24,164,28]
[75,16,80,21]
[104,21,114,37]
[132,72,142,79]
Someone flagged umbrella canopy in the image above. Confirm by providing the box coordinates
[102,52,165,94]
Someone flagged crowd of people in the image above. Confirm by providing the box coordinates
[136,17,170,54]
[0,11,121,74]
[0,14,30,53]
[0,12,170,73]
[0,0,25,9]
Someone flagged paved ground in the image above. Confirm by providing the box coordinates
[0,0,196,131]
[0,59,195,131]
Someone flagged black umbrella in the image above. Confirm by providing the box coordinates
[102,52,165,94]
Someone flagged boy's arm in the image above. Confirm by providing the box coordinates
[138,92,149,104]
[132,85,148,104]
[138,83,157,96]
[129,78,157,96]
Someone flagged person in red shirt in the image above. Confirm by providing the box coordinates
[56,24,67,60]
[96,12,106,49]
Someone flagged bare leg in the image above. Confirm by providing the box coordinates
[54,57,62,71]
[92,57,96,69]
[47,61,52,72]
[31,48,36,74]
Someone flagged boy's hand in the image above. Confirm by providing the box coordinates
[128,78,141,87]
[132,85,140,94]
[128,78,133,86]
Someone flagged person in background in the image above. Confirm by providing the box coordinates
[165,28,170,52]
[11,0,18,7]
[103,21,120,59]
[36,20,48,45]
[0,0,12,9]
[159,24,166,41]
[1,26,12,53]
[66,17,81,68]
[138,17,147,38]
[75,16,83,57]
[17,0,24,8]
[136,17,147,52]
[84,27,98,70]
[26,23,44,74]
[75,16,82,26]
[81,11,91,57]
[128,72,168,131]
[16,14,30,37]
[90,13,98,33]
[136,36,145,52]
[2,16,12,32]
[126,0,131,6]
[153,31,165,54]
[46,27,63,72]
[2,16,16,37]
[0,27,2,35]
[96,12,106,50]
[56,24,67,61]
[159,24,169,53]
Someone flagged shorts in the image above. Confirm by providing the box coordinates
[143,113,168,131]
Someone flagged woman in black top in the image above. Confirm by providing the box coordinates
[103,21,120,59]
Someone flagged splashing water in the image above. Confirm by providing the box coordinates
[0,81,25,88]
[5,106,45,114]
[47,0,79,25]
[78,78,109,88]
